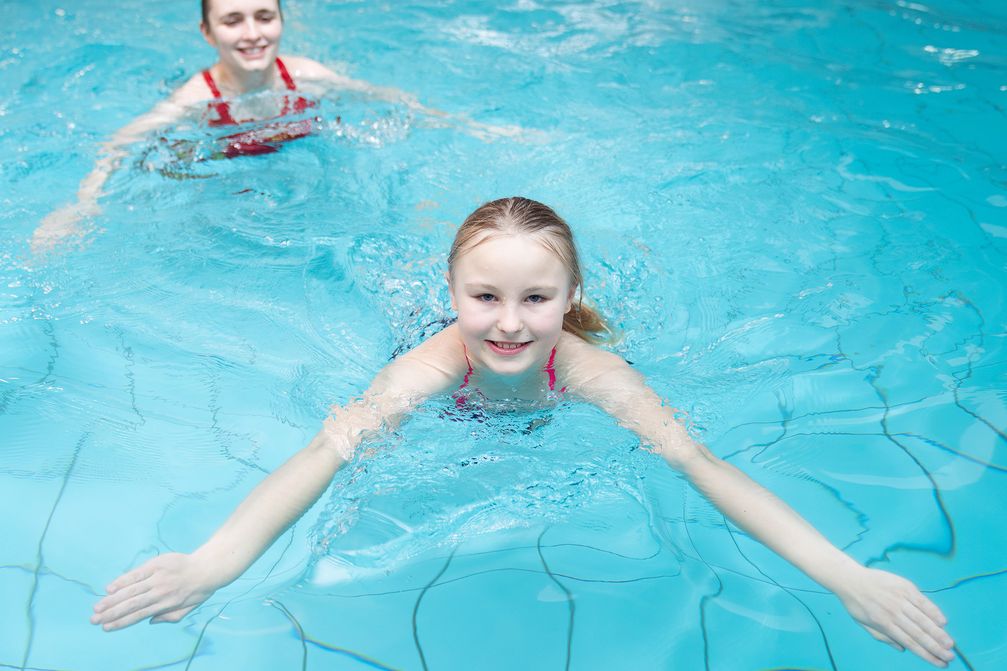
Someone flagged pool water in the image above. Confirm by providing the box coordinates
[2,0,1006,669]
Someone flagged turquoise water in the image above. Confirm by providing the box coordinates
[2,0,1006,669]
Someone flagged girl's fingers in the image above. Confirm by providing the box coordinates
[92,580,154,619]
[865,625,903,651]
[102,600,177,631]
[93,587,170,628]
[106,563,155,594]
[912,593,949,628]
[152,605,195,624]
[904,604,955,653]
[893,616,954,667]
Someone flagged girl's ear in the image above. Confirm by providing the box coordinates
[564,286,575,314]
[446,271,457,311]
[200,22,216,48]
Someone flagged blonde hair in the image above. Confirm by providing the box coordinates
[448,197,611,343]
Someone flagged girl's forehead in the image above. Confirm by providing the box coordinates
[459,231,556,260]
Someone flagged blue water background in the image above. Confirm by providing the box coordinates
[1,0,1006,669]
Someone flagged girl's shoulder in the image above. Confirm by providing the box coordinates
[554,332,633,390]
[378,324,469,394]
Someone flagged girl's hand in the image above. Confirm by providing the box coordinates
[91,552,218,630]
[835,566,954,667]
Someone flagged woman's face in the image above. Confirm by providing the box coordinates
[201,0,283,75]
[449,233,574,380]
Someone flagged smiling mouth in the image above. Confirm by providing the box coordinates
[486,340,531,355]
[237,45,268,57]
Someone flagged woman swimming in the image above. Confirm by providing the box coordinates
[31,0,509,252]
[90,197,955,667]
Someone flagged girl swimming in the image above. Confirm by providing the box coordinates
[31,0,510,252]
[90,197,955,667]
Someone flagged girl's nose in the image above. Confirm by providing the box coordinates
[496,305,523,334]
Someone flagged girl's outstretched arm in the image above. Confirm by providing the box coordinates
[91,328,464,631]
[565,341,955,668]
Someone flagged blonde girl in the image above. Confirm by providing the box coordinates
[92,197,955,667]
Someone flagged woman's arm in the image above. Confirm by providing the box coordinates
[91,329,464,630]
[31,77,208,254]
[569,345,955,668]
[283,56,524,141]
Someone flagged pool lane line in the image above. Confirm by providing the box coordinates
[536,527,575,671]
[839,332,957,562]
[0,314,58,417]
[19,429,89,671]
[412,546,457,671]
[181,525,299,671]
[725,519,838,671]
[315,564,685,602]
[267,599,308,670]
[681,488,724,671]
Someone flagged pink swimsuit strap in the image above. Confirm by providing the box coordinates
[457,345,565,394]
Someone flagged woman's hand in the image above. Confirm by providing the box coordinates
[835,566,954,667]
[31,201,99,254]
[91,552,220,630]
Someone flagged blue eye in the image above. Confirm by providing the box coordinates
[478,293,496,302]
[526,294,545,304]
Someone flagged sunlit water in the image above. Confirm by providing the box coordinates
[2,1,1005,669]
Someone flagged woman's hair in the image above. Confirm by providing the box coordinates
[448,197,610,343]
[201,0,284,25]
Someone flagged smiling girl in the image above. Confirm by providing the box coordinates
[32,0,503,252]
[91,197,955,668]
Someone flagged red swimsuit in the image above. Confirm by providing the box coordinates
[202,57,315,158]
[454,346,567,411]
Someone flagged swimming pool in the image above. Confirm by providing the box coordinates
[2,0,1005,669]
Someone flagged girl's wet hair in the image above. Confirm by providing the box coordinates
[201,0,284,25]
[448,197,610,343]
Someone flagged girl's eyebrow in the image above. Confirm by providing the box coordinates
[462,282,559,293]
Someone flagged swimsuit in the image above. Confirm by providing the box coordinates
[454,345,567,411]
[202,57,316,158]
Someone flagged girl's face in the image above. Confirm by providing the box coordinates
[449,233,574,380]
[201,0,283,76]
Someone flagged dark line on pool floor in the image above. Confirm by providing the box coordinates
[183,526,299,670]
[412,546,456,671]
[19,430,88,671]
[953,644,976,671]
[301,635,400,670]
[0,318,58,417]
[267,599,308,671]
[537,527,575,671]
[839,332,957,562]
[725,521,838,671]
[681,491,723,671]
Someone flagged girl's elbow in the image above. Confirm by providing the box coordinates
[657,438,716,474]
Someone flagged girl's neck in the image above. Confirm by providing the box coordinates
[466,349,560,402]
[470,370,545,401]
[213,60,277,96]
